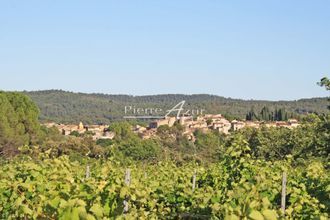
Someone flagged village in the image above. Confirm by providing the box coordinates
[43,114,300,142]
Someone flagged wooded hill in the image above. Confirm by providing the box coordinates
[24,90,329,124]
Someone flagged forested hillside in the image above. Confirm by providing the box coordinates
[24,90,329,124]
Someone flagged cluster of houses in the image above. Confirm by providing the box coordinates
[135,114,300,140]
[43,114,299,142]
[43,122,115,140]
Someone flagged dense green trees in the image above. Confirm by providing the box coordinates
[194,130,225,162]
[25,90,328,124]
[108,121,134,141]
[118,138,161,161]
[230,113,329,161]
[246,106,293,121]
[0,92,104,158]
[106,122,161,161]
[0,92,40,156]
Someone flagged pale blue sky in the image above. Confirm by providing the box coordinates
[0,0,329,100]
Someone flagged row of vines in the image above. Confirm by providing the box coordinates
[0,140,329,220]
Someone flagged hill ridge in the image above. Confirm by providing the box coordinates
[23,90,329,124]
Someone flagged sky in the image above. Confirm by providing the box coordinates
[0,0,329,100]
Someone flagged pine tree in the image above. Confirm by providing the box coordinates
[0,92,40,156]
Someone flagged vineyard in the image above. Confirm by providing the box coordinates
[0,141,329,220]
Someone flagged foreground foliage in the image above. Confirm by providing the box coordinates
[0,141,329,219]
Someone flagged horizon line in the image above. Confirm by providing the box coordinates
[1,88,328,102]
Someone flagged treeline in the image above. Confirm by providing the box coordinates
[23,90,329,124]
[246,106,294,121]
[1,86,329,163]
